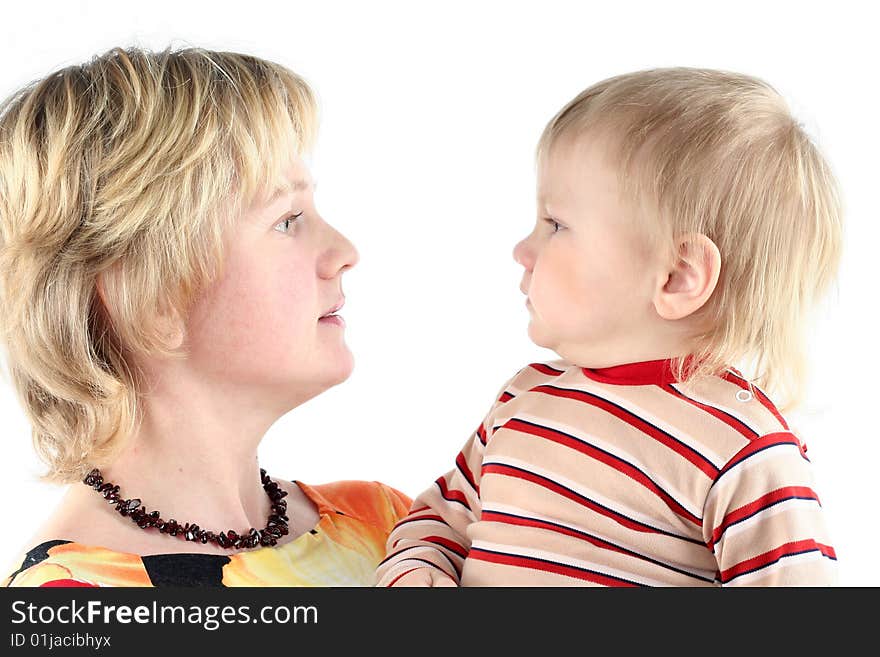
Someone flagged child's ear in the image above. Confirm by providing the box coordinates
[652,233,721,321]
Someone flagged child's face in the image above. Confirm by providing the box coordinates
[513,134,663,367]
[183,154,359,410]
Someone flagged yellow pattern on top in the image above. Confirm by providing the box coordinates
[3,480,411,587]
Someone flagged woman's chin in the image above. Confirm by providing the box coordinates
[323,347,355,387]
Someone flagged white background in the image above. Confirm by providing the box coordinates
[1,0,876,585]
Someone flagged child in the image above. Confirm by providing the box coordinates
[375,68,841,587]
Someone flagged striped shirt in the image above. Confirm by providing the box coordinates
[375,358,837,587]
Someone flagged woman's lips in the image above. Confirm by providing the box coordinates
[318,314,345,327]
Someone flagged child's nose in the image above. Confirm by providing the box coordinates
[513,237,535,271]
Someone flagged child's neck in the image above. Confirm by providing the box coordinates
[556,325,698,370]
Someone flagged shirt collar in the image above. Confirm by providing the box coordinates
[580,358,682,386]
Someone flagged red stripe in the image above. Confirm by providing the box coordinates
[423,535,468,558]
[534,385,718,478]
[721,371,789,430]
[708,486,820,550]
[476,424,487,445]
[481,510,632,558]
[386,568,421,587]
[720,539,837,582]
[39,579,99,588]
[503,417,702,526]
[717,432,803,477]
[662,384,758,441]
[482,462,663,535]
[529,363,565,376]
[499,391,514,403]
[455,452,478,494]
[395,512,446,526]
[391,513,448,548]
[470,548,640,587]
[435,476,471,508]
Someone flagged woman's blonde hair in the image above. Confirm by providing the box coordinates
[538,68,843,412]
[0,46,318,483]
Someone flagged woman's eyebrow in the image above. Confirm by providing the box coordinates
[268,178,316,203]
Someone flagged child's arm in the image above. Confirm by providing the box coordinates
[375,370,524,587]
[375,425,488,587]
[703,432,837,586]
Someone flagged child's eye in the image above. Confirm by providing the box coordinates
[274,211,304,233]
[543,217,563,233]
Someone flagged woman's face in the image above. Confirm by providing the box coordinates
[183,155,359,412]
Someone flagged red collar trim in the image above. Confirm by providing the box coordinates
[581,358,682,386]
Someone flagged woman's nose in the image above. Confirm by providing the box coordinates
[319,223,359,278]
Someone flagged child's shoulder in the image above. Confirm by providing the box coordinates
[499,358,576,391]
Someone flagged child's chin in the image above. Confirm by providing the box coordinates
[526,323,555,350]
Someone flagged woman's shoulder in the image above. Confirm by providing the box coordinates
[3,539,151,587]
[296,479,412,529]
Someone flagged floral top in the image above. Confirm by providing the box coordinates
[3,480,411,587]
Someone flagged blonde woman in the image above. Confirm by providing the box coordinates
[376,68,842,587]
[0,46,410,587]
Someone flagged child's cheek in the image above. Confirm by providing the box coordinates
[530,257,581,336]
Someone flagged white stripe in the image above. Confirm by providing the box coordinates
[716,497,825,547]
[704,441,805,510]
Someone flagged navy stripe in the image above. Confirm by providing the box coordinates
[455,458,478,494]
[713,440,801,488]
[391,514,448,529]
[434,479,473,511]
[378,545,462,577]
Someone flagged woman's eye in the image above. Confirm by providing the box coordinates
[274,211,304,233]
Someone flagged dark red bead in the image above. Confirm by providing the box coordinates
[83,467,291,552]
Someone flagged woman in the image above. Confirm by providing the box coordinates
[0,46,410,586]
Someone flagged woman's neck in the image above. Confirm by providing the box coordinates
[96,382,279,534]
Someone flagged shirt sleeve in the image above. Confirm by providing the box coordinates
[375,373,520,587]
[702,432,838,586]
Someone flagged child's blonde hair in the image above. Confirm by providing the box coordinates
[0,46,318,483]
[538,68,843,412]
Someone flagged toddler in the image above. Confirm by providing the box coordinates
[375,68,841,586]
